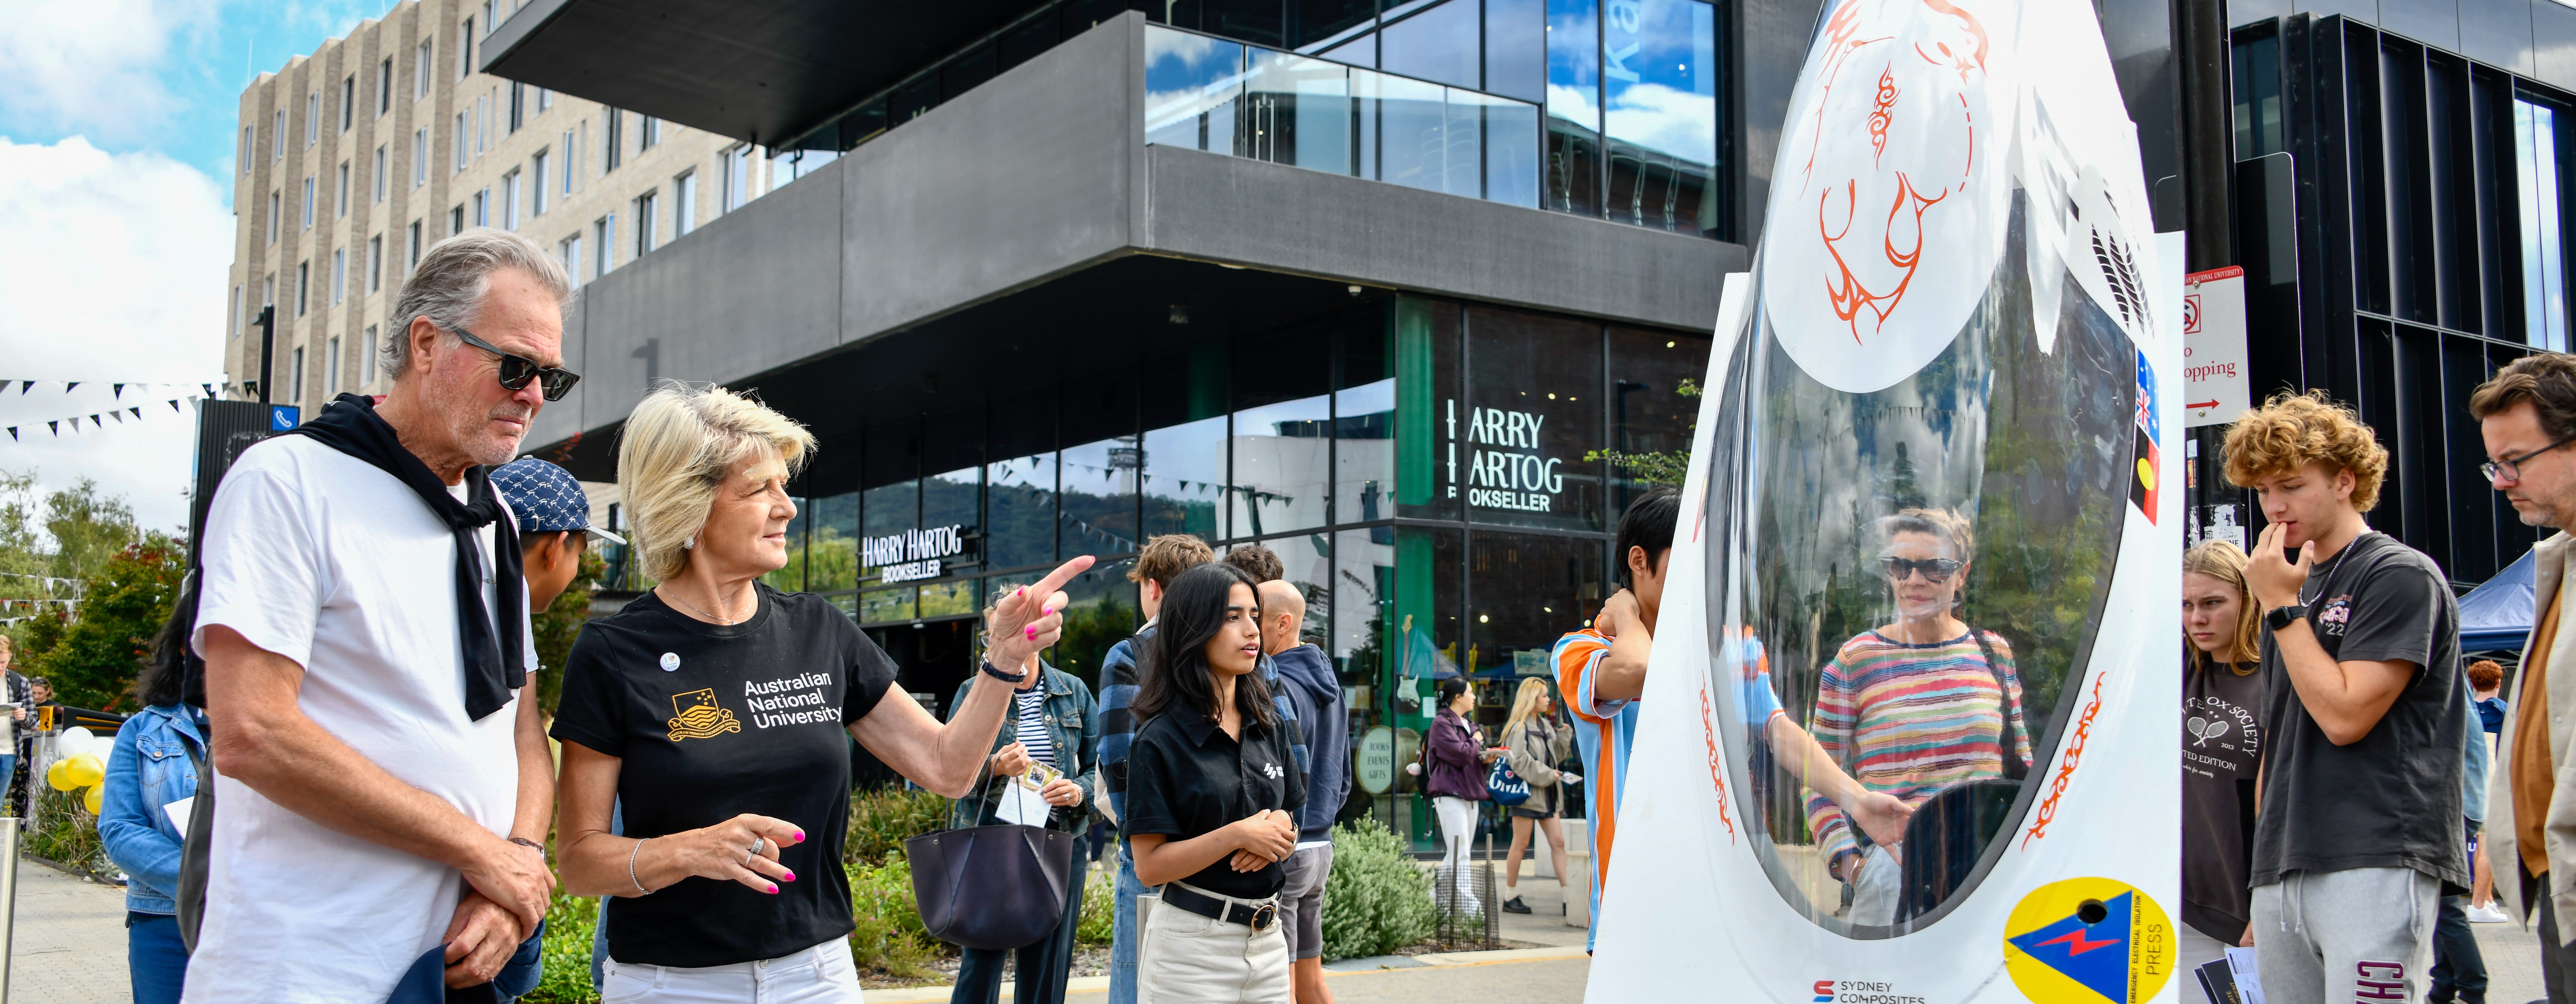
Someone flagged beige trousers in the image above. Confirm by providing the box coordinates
[1136,884,1291,1004]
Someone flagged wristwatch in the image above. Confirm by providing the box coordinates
[2264,604,2310,632]
[980,660,1028,685]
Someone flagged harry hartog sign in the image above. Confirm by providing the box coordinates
[864,525,969,585]
[1449,400,1566,512]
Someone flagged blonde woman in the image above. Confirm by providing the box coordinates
[2180,540,2266,975]
[1497,678,1576,916]
[550,382,1093,1002]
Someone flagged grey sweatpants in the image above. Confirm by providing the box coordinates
[2250,868,2439,1004]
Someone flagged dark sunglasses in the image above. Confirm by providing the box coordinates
[1878,556,1965,582]
[449,325,581,401]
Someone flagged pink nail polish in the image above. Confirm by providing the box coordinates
[794,830,805,842]
[768,884,779,894]
[1025,625,1037,640]
[783,870,797,882]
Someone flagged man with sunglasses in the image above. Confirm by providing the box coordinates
[2226,390,2464,1004]
[187,228,579,1003]
[2471,355,2576,1003]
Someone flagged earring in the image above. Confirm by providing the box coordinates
[682,536,696,551]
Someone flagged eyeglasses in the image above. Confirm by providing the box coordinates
[2480,434,2576,482]
[1879,556,1965,582]
[449,325,581,401]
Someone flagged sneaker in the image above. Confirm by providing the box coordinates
[1502,896,1532,914]
[2466,903,2511,924]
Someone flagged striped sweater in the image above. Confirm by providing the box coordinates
[1802,628,2032,867]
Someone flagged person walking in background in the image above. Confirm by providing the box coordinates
[1254,578,1346,1004]
[2467,659,2509,923]
[0,637,27,816]
[1122,562,1302,1003]
[2179,540,2268,974]
[948,586,1101,1004]
[2471,355,2576,1002]
[1422,676,1500,916]
[185,229,572,1002]
[2433,681,2494,1004]
[99,643,207,1004]
[1096,534,1214,1004]
[2229,391,2464,1004]
[1498,678,1574,918]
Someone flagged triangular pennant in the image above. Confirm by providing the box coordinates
[202,384,216,398]
[64,382,78,393]
[46,421,57,435]
[110,412,123,424]
[89,414,102,426]
[168,399,181,413]
[4,428,12,441]
[113,384,123,399]
[129,407,142,419]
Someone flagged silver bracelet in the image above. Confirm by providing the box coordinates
[628,837,653,895]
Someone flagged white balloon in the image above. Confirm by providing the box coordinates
[56,726,97,758]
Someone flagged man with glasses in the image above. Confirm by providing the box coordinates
[2471,355,2576,1003]
[2225,390,2464,1004]
[187,228,577,1002]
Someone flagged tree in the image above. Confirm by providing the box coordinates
[30,537,185,711]
[0,472,148,657]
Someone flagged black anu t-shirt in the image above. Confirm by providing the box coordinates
[551,585,899,967]
[2249,532,2467,892]
[1124,708,1306,901]
[2182,661,2266,942]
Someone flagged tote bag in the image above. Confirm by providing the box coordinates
[905,769,1078,950]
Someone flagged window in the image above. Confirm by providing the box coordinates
[336,162,349,218]
[720,144,752,212]
[2520,97,2571,353]
[1599,0,1718,236]
[476,94,488,156]
[273,110,286,159]
[414,128,429,187]
[332,248,345,304]
[408,220,422,272]
[603,109,623,172]
[417,40,432,99]
[295,261,309,318]
[340,75,354,132]
[672,170,696,238]
[537,87,553,112]
[640,116,661,149]
[291,347,305,402]
[373,145,387,202]
[239,127,252,175]
[230,285,243,339]
[482,1,496,34]
[378,57,393,116]
[451,205,464,235]
[561,131,576,195]
[368,235,383,293]
[327,336,342,395]
[263,274,275,310]
[508,82,523,133]
[267,191,280,244]
[301,175,315,228]
[459,18,474,81]
[501,170,520,230]
[531,151,549,215]
[635,191,658,257]
[455,113,469,171]
[560,234,583,288]
[363,325,379,386]
[474,187,490,228]
[306,91,320,146]
[595,214,615,277]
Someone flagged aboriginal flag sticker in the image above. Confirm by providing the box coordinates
[2002,878,2174,1004]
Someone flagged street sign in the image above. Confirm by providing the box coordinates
[2184,266,2249,428]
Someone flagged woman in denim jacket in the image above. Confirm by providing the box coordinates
[99,655,206,1004]
[944,608,1102,1004]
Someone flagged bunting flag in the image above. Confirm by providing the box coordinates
[113,384,123,399]
[64,383,78,393]
[0,396,201,441]
[46,421,57,435]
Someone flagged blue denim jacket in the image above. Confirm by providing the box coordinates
[100,704,205,915]
[947,664,1100,834]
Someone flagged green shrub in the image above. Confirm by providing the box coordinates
[524,892,601,1004]
[1320,817,1435,961]
[847,854,943,978]
[846,785,951,866]
[1076,861,1115,946]
[24,786,108,878]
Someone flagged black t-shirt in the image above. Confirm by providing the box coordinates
[2249,532,2467,892]
[1123,707,1307,900]
[550,585,900,967]
[2182,661,2267,942]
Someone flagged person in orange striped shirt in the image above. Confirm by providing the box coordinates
[1555,489,1910,950]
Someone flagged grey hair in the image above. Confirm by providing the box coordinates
[379,227,573,382]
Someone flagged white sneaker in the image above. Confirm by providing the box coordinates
[2467,903,2511,923]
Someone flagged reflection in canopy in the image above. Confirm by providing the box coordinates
[1702,196,2134,938]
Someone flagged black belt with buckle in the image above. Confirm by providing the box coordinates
[1164,883,1279,932]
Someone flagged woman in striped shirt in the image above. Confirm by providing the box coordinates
[1804,507,2031,928]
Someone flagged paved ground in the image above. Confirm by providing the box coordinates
[11,860,129,1004]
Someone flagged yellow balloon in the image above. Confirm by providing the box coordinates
[83,783,101,815]
[44,759,72,792]
[61,753,104,790]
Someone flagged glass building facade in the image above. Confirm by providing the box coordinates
[602,295,1708,838]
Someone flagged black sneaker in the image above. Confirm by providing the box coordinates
[1502,896,1532,914]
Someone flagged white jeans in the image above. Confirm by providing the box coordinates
[598,938,863,1004]
[1846,845,1900,928]
[1433,796,1484,915]
[1136,883,1290,1004]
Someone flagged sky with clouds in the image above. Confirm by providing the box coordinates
[0,0,381,535]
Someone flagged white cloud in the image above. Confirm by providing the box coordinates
[0,0,218,145]
[0,135,232,534]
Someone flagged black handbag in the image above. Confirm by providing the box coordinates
[905,769,1077,951]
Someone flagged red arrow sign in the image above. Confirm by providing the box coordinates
[2187,399,2220,410]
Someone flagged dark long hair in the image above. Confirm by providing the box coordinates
[1132,562,1279,729]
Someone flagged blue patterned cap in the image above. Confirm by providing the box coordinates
[492,458,626,545]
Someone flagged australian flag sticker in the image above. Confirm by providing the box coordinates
[2131,350,2160,524]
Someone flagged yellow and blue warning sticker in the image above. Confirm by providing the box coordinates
[2003,878,2174,1004]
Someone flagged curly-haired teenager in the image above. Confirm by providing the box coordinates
[2225,390,2465,1004]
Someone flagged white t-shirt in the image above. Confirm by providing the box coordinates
[183,434,532,1004]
